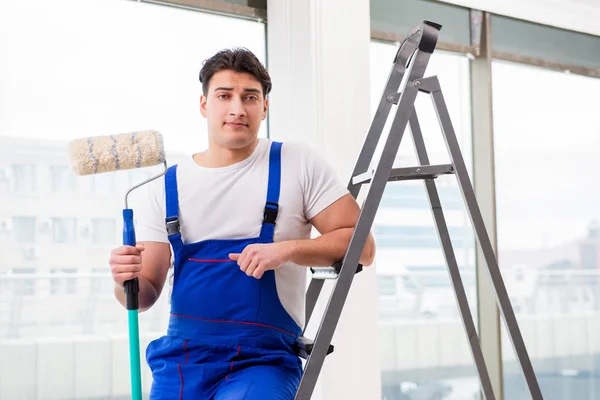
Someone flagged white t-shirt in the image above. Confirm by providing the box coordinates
[135,138,349,329]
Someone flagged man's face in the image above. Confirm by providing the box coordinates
[200,69,268,149]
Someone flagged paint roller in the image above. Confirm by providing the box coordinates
[67,129,167,400]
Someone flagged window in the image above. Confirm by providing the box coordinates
[52,217,77,244]
[11,268,36,296]
[370,0,471,47]
[493,60,600,399]
[381,183,465,210]
[0,0,266,398]
[12,217,36,244]
[0,166,10,193]
[91,174,115,197]
[377,275,397,296]
[374,225,474,248]
[50,165,76,193]
[371,41,478,399]
[50,268,78,295]
[11,164,36,193]
[92,218,116,245]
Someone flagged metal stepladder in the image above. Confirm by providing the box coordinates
[293,21,544,400]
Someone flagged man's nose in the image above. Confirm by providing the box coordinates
[229,97,246,117]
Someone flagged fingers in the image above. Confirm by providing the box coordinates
[113,245,143,257]
[235,246,260,279]
[111,264,141,274]
[113,271,141,284]
[252,265,265,279]
[236,246,251,272]
[245,258,259,277]
[241,257,265,279]
[110,254,142,266]
[109,244,144,286]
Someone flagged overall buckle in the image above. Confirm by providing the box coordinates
[165,217,180,236]
[263,202,279,224]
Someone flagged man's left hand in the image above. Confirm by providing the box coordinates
[229,242,293,279]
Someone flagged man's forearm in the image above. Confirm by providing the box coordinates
[285,227,375,267]
[114,276,159,312]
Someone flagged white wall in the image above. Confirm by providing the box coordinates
[266,0,381,399]
[438,0,600,36]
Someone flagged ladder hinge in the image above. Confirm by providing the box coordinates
[387,92,401,104]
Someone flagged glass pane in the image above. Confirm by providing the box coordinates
[50,165,76,193]
[91,174,115,197]
[493,60,600,399]
[0,1,267,398]
[12,216,36,244]
[51,217,77,244]
[492,15,600,70]
[92,218,117,246]
[371,41,479,399]
[370,0,471,46]
[0,167,9,193]
[11,268,36,296]
[11,164,36,192]
[50,268,78,295]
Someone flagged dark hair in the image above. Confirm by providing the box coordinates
[199,48,272,97]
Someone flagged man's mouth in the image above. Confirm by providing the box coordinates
[225,122,248,128]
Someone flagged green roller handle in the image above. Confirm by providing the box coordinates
[128,309,142,400]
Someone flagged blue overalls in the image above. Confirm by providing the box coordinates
[145,142,304,399]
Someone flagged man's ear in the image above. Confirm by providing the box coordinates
[262,97,268,120]
[200,94,208,118]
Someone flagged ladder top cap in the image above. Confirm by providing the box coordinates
[424,21,442,30]
[417,21,442,54]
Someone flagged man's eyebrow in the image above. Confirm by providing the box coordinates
[213,87,261,94]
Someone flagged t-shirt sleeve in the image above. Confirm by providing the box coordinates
[299,143,350,220]
[133,176,169,243]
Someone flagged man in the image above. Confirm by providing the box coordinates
[109,47,376,400]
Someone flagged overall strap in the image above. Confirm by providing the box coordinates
[164,165,184,254]
[260,141,282,241]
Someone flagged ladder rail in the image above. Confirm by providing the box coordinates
[420,76,544,399]
[409,111,496,400]
[347,23,427,198]
[303,278,324,333]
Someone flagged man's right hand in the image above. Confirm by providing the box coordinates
[109,241,171,311]
[109,243,146,288]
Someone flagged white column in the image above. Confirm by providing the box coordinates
[266,1,381,399]
[471,12,503,399]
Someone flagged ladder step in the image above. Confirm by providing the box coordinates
[310,262,363,280]
[310,266,339,280]
[352,164,454,185]
[295,335,334,360]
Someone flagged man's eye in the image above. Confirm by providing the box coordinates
[218,94,229,99]
[246,96,258,101]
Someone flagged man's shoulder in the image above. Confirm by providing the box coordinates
[278,139,313,153]
[277,139,323,165]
